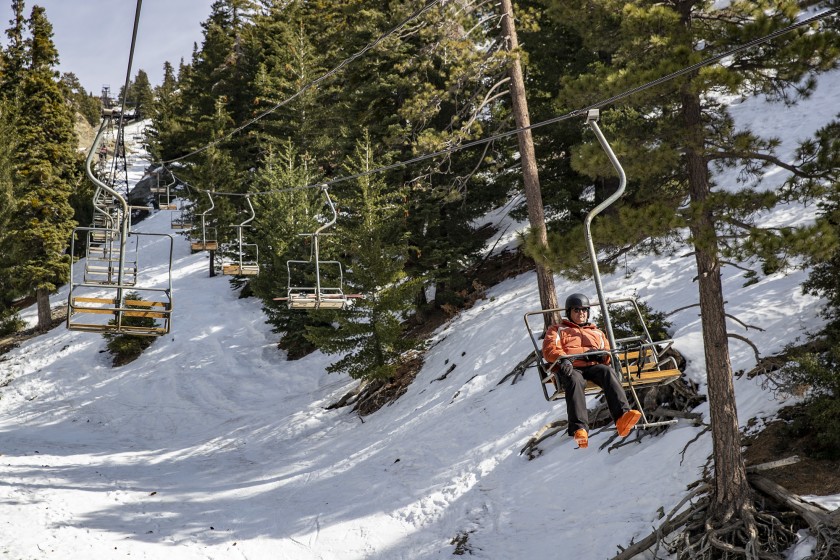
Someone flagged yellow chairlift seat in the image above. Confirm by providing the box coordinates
[222,263,260,276]
[191,240,219,252]
[276,289,363,310]
[67,293,172,336]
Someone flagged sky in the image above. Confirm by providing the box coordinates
[0,0,215,94]
[1,31,839,560]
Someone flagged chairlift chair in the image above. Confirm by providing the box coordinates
[275,185,361,310]
[170,199,193,230]
[67,116,174,337]
[524,298,682,430]
[150,171,177,210]
[190,191,219,252]
[523,109,683,431]
[221,195,260,276]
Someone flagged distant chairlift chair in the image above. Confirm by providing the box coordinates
[67,116,174,337]
[170,198,193,230]
[276,185,361,310]
[190,191,219,252]
[150,170,177,210]
[222,195,260,276]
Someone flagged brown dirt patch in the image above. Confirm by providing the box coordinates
[744,418,840,497]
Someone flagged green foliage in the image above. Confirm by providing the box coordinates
[246,139,331,357]
[0,0,27,100]
[103,293,156,366]
[104,331,155,367]
[0,5,80,330]
[534,0,840,279]
[788,396,840,460]
[304,134,421,380]
[152,0,516,321]
[0,101,16,300]
[607,298,673,342]
[0,308,24,336]
[802,120,840,323]
[773,341,840,459]
[60,72,100,126]
[123,69,154,120]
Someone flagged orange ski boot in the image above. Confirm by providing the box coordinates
[616,410,642,437]
[573,429,588,449]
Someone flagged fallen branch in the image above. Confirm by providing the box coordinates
[519,419,568,456]
[610,483,710,560]
[497,352,536,386]
[749,474,834,529]
[650,408,704,422]
[746,456,800,473]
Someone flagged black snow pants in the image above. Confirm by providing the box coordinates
[563,364,630,436]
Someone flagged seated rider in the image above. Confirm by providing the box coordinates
[542,293,642,449]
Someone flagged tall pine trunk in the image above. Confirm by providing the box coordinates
[682,87,752,522]
[500,0,559,326]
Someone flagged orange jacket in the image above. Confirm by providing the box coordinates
[542,319,611,366]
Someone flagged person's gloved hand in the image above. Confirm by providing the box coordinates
[557,359,573,376]
[585,349,606,363]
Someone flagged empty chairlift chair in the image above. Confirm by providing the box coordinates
[170,198,193,230]
[190,191,219,252]
[67,116,174,337]
[222,195,260,276]
[278,185,361,310]
[150,170,177,210]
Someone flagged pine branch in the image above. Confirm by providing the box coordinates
[712,149,832,180]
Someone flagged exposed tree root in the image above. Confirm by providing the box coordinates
[611,474,840,560]
[325,352,424,416]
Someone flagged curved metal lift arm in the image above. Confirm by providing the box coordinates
[521,111,680,432]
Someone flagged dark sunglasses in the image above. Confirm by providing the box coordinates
[571,307,589,313]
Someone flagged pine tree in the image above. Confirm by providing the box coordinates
[128,69,154,120]
[0,100,21,334]
[328,0,512,313]
[247,139,328,358]
[60,72,100,126]
[0,0,27,101]
[146,61,183,162]
[539,0,840,554]
[7,5,79,331]
[305,133,420,380]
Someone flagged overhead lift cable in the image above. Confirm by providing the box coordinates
[67,0,175,337]
[162,6,838,198]
[161,0,448,166]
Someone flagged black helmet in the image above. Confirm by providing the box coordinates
[565,293,591,318]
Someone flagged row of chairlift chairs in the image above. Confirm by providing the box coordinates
[65,114,356,339]
[166,180,359,309]
[139,172,360,309]
[66,115,175,336]
[66,109,679,438]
